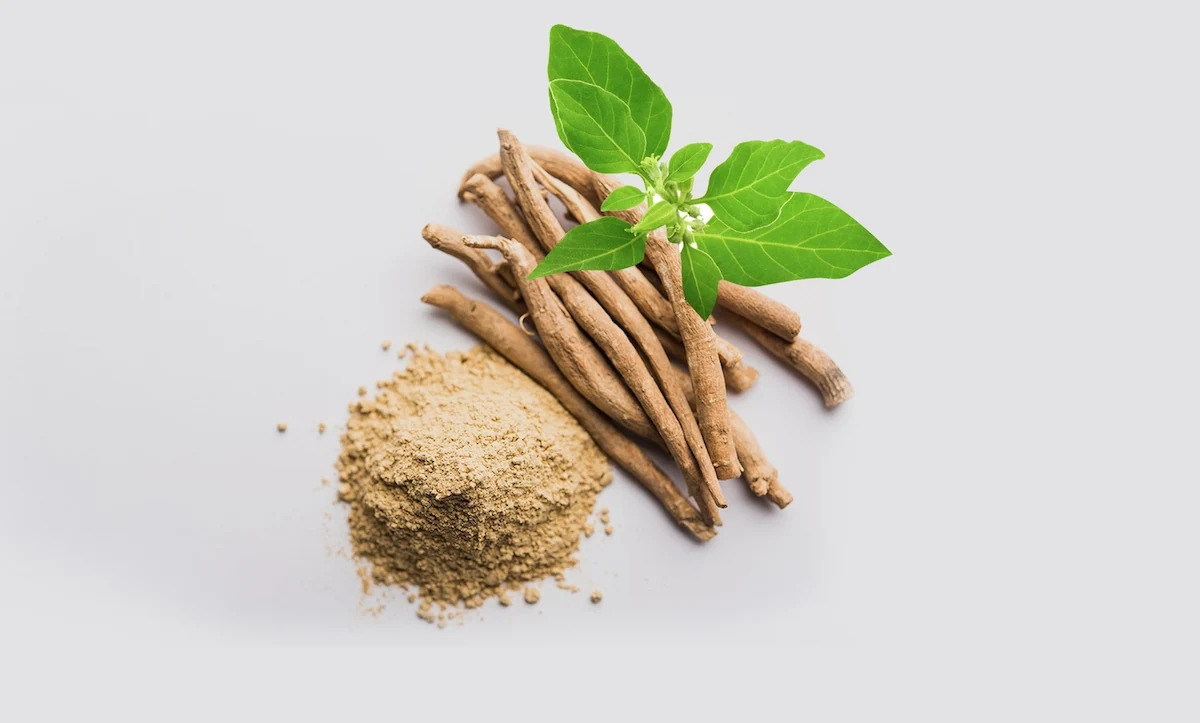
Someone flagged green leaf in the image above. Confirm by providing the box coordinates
[527,217,645,278]
[693,193,890,286]
[600,185,647,212]
[696,140,825,231]
[549,79,647,174]
[548,24,672,158]
[680,242,722,319]
[666,143,712,184]
[631,201,678,234]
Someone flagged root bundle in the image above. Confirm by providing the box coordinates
[420,130,857,540]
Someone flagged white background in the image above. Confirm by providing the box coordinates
[1,0,1197,716]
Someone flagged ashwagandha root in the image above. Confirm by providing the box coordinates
[421,223,523,313]
[529,160,730,517]
[716,281,802,342]
[653,313,759,393]
[532,166,676,337]
[723,358,761,394]
[667,359,792,507]
[467,233,725,522]
[763,466,793,508]
[461,157,750,375]
[642,227,741,480]
[723,311,855,408]
[460,144,601,209]
[728,412,774,495]
[498,130,725,515]
[587,169,740,480]
[465,146,806,345]
[457,233,657,440]
[421,284,715,540]
[535,164,758,391]
[460,174,543,257]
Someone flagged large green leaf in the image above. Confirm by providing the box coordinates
[693,193,890,285]
[548,24,672,158]
[549,79,646,174]
[680,242,722,319]
[697,140,825,231]
[527,217,645,278]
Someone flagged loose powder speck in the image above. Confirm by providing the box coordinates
[336,345,611,619]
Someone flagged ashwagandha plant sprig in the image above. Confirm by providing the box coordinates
[528,24,891,318]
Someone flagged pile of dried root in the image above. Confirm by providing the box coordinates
[421,130,853,540]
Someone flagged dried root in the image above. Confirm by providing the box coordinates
[465,146,807,343]
[421,223,522,313]
[723,311,855,408]
[468,233,724,522]
[653,326,759,393]
[497,130,725,516]
[463,152,750,374]
[587,169,741,480]
[717,281,802,341]
[643,228,740,479]
[460,174,542,256]
[422,285,714,540]
[466,234,657,440]
[460,145,600,209]
[409,133,861,538]
[668,366,792,507]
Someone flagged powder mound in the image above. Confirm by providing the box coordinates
[337,344,611,611]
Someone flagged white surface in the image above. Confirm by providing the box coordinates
[1,0,1197,713]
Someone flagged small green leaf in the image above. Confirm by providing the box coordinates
[697,140,825,231]
[548,25,672,158]
[527,217,645,278]
[549,79,647,174]
[666,143,712,184]
[600,185,647,212]
[693,193,890,285]
[680,242,722,319]
[631,201,678,234]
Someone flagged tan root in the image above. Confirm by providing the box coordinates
[421,134,850,531]
[498,129,725,516]
[668,366,791,507]
[531,165,676,335]
[723,311,855,408]
[717,281,802,341]
[467,233,724,522]
[459,145,600,208]
[463,234,656,440]
[764,477,793,509]
[644,229,740,479]
[421,285,714,540]
[522,163,749,374]
[723,359,761,394]
[464,146,808,343]
[653,326,759,393]
[459,173,542,257]
[587,169,740,480]
[421,223,522,314]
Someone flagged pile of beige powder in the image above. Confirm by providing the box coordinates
[336,344,610,620]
